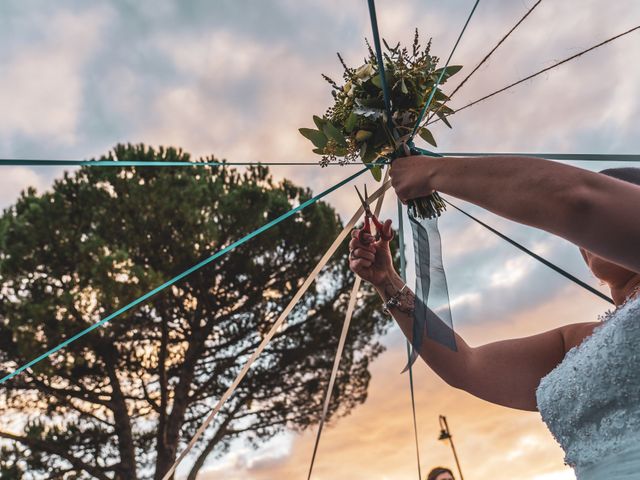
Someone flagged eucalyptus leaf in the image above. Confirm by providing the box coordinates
[334,147,348,156]
[322,123,347,147]
[299,128,328,148]
[369,165,382,182]
[433,65,463,82]
[313,115,327,130]
[360,142,368,159]
[344,112,358,133]
[362,145,378,164]
[433,89,449,101]
[355,130,373,141]
[419,128,437,147]
[436,111,452,129]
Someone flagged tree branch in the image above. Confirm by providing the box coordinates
[185,400,244,480]
[0,430,111,480]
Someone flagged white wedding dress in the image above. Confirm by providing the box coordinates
[536,295,640,479]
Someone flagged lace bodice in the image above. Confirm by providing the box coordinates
[536,295,640,474]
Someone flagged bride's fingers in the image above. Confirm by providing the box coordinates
[351,258,372,269]
[351,229,374,243]
[352,248,375,261]
[349,237,376,253]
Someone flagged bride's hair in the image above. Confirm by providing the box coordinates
[599,167,640,186]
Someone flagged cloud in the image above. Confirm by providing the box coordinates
[0,5,111,150]
[0,167,48,206]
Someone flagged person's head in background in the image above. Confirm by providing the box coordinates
[427,466,455,480]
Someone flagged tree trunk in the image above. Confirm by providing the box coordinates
[103,347,138,479]
[154,336,206,479]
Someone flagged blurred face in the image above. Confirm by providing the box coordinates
[435,473,454,480]
[579,248,636,288]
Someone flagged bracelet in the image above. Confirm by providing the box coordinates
[382,283,407,316]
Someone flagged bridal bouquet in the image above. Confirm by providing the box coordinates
[299,30,461,219]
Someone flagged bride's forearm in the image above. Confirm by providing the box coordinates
[430,155,640,272]
[431,155,589,232]
[374,273,473,389]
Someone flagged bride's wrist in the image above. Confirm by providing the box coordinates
[375,273,405,301]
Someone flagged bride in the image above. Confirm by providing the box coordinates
[348,155,640,479]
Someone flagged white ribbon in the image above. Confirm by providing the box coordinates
[306,171,390,479]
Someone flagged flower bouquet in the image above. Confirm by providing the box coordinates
[299,30,461,219]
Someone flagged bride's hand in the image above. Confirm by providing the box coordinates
[390,155,436,203]
[348,219,395,287]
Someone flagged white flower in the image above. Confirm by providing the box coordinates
[355,63,375,81]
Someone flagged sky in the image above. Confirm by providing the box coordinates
[1,0,639,479]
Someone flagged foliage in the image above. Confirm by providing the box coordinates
[0,144,390,479]
[299,29,462,218]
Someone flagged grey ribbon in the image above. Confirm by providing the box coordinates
[403,213,457,371]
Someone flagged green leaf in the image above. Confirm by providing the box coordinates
[313,115,327,130]
[344,113,358,133]
[359,142,367,161]
[299,128,328,148]
[369,165,382,181]
[433,89,449,102]
[433,65,463,82]
[439,104,455,115]
[358,97,384,108]
[312,148,325,155]
[419,128,437,147]
[436,111,452,129]
[371,69,393,90]
[372,124,387,146]
[401,78,408,94]
[334,147,348,156]
[322,123,347,148]
[362,145,378,164]
[355,130,373,142]
[445,65,463,76]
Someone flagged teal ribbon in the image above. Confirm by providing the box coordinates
[0,168,368,385]
[367,0,393,127]
[0,159,391,167]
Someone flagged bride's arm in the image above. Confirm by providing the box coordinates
[390,155,640,273]
[378,272,597,411]
[349,224,598,412]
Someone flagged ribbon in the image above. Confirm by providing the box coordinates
[306,170,390,480]
[402,146,457,371]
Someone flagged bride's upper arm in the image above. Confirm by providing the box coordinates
[560,322,599,353]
